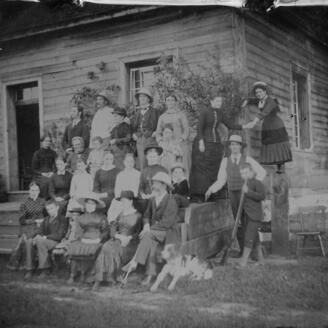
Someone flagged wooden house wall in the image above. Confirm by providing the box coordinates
[0,7,238,189]
[240,11,328,191]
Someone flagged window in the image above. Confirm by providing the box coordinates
[15,82,38,105]
[128,59,158,105]
[291,68,311,150]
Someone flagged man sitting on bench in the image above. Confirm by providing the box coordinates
[29,199,67,279]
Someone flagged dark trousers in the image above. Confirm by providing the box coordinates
[229,190,246,254]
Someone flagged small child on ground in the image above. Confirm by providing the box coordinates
[87,136,105,177]
[238,162,266,267]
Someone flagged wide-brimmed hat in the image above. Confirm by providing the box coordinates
[171,162,185,172]
[68,207,84,214]
[78,192,105,209]
[226,134,247,147]
[96,90,111,104]
[152,172,172,189]
[252,81,268,94]
[144,141,163,155]
[135,88,153,103]
[113,107,127,117]
[117,190,135,201]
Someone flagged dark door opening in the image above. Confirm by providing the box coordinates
[16,104,40,190]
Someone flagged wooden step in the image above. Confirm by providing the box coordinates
[7,191,28,203]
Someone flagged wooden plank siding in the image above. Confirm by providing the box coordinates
[238,11,328,191]
[0,7,238,186]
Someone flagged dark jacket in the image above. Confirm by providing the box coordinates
[62,120,90,150]
[110,122,132,148]
[143,193,178,232]
[243,178,266,222]
[131,106,159,138]
[197,107,242,143]
[37,213,67,242]
[31,148,57,175]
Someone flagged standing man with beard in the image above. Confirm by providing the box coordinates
[122,172,178,287]
[205,135,266,256]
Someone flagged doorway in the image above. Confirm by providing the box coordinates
[5,81,41,191]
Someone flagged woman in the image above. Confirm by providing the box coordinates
[89,90,115,150]
[131,88,159,170]
[48,157,72,213]
[109,107,132,169]
[93,190,141,290]
[189,95,247,202]
[66,193,108,283]
[31,135,57,199]
[93,151,121,212]
[7,182,45,279]
[156,93,190,174]
[66,136,89,173]
[243,81,292,173]
[61,104,90,153]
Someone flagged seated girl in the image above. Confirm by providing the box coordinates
[93,190,141,290]
[66,193,108,284]
[171,162,190,209]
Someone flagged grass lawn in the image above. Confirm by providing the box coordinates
[0,255,328,328]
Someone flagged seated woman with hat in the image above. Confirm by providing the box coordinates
[131,88,159,170]
[122,172,179,287]
[93,190,142,290]
[109,107,132,169]
[66,193,108,284]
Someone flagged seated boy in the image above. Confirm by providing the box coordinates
[238,163,266,267]
[31,199,67,278]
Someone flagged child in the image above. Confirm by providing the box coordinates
[238,163,266,267]
[52,207,83,256]
[171,162,190,209]
[87,136,105,177]
[159,124,183,172]
[67,159,93,216]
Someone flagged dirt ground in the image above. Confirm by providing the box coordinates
[1,255,328,328]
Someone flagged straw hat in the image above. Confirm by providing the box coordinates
[151,172,172,189]
[68,207,84,214]
[171,162,185,172]
[96,90,111,104]
[252,81,268,94]
[135,88,153,103]
[78,192,105,209]
[144,141,163,155]
[117,190,135,201]
[226,134,247,147]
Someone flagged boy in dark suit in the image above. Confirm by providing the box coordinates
[239,163,266,267]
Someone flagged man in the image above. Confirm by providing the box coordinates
[205,134,266,255]
[131,88,159,170]
[62,104,90,153]
[123,172,178,286]
[90,90,115,150]
[25,200,67,279]
[66,136,89,173]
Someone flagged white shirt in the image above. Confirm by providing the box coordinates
[90,106,114,144]
[70,172,93,199]
[114,168,141,198]
[209,154,266,193]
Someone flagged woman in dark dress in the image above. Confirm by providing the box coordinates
[109,107,132,169]
[93,190,141,290]
[189,95,245,202]
[7,182,45,279]
[93,150,121,212]
[243,81,292,173]
[48,157,72,214]
[66,193,108,284]
[31,135,57,199]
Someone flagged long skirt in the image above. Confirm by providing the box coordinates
[34,175,51,199]
[189,139,224,199]
[94,239,137,282]
[261,115,292,165]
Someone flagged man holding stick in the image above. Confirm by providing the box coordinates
[205,134,266,256]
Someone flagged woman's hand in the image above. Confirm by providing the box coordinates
[132,133,138,141]
[241,99,249,108]
[110,139,116,145]
[139,223,150,239]
[199,139,205,153]
[55,197,64,202]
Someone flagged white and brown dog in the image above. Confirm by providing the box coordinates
[150,244,213,292]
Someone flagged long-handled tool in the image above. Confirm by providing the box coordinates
[220,182,246,266]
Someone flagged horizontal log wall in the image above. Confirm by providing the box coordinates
[240,11,328,191]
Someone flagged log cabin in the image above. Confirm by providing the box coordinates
[0,2,327,255]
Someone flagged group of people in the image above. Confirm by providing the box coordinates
[7,80,292,289]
